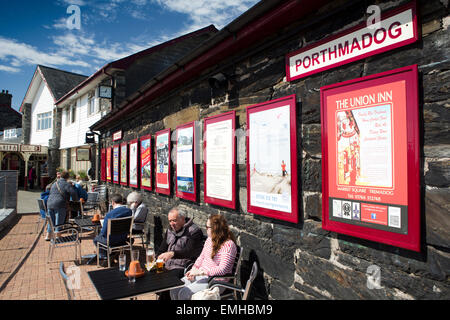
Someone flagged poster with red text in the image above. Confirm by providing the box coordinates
[155,129,171,195]
[321,65,420,251]
[140,135,151,191]
[106,147,112,182]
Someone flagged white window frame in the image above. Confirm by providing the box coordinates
[71,105,76,124]
[3,128,17,139]
[37,112,52,131]
[88,97,97,116]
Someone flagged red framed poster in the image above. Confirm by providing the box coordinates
[246,94,298,223]
[100,148,106,182]
[176,121,197,202]
[286,1,419,81]
[155,128,171,195]
[321,65,420,252]
[120,142,128,186]
[106,147,112,182]
[112,144,120,184]
[128,139,139,189]
[139,135,152,191]
[204,111,236,209]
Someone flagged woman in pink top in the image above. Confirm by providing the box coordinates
[170,214,237,300]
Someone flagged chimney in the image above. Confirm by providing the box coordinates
[0,89,12,108]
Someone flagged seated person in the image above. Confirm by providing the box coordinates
[170,214,237,300]
[93,193,132,259]
[156,207,204,275]
[126,191,148,233]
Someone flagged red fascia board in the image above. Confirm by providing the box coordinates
[94,0,328,130]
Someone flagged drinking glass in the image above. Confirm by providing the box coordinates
[146,249,155,271]
[119,253,126,272]
[156,258,164,273]
[131,250,139,263]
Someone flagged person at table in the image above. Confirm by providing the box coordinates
[170,214,237,300]
[93,193,132,259]
[127,191,148,234]
[45,171,79,240]
[156,207,203,275]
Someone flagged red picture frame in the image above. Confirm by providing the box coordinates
[321,65,420,252]
[155,128,171,195]
[100,148,106,182]
[175,121,197,202]
[127,138,139,189]
[246,94,298,223]
[139,135,152,191]
[285,1,419,81]
[204,111,236,209]
[120,142,128,186]
[112,144,120,184]
[106,147,112,183]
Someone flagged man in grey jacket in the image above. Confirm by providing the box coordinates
[46,171,79,240]
[156,207,204,274]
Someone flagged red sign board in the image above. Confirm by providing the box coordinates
[155,129,171,195]
[321,65,420,251]
[286,1,418,81]
[175,121,197,202]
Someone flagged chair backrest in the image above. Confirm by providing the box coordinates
[86,192,99,203]
[231,245,243,279]
[59,262,74,300]
[37,199,47,218]
[107,216,133,243]
[242,261,258,300]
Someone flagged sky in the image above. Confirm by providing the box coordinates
[0,0,259,112]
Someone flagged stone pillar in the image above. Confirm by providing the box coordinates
[48,107,62,179]
[22,103,32,145]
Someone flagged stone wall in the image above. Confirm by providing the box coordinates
[101,0,449,299]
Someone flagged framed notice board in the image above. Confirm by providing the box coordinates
[246,94,299,223]
[139,135,152,191]
[321,65,420,251]
[175,121,197,202]
[204,111,236,209]
[112,144,120,184]
[106,147,112,182]
[120,142,128,186]
[155,129,171,195]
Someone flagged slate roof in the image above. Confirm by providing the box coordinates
[37,65,88,101]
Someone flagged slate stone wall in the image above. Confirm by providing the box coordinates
[100,0,449,299]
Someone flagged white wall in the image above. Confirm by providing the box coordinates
[29,80,54,147]
[60,92,101,150]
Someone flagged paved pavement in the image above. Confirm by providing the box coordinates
[0,190,157,300]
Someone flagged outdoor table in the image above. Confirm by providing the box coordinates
[87,267,184,300]
[73,216,101,236]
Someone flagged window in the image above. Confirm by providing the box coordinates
[88,98,97,116]
[65,107,70,126]
[3,128,17,139]
[37,112,52,131]
[71,105,76,123]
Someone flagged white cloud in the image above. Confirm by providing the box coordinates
[0,65,20,73]
[0,36,91,69]
[153,0,258,31]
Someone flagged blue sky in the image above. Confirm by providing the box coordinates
[0,0,259,111]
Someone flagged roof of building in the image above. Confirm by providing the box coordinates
[19,65,88,112]
[55,25,218,106]
[91,0,330,130]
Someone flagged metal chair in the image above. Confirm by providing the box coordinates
[59,262,74,300]
[130,222,147,250]
[93,185,108,214]
[183,244,243,299]
[46,214,81,264]
[36,199,48,235]
[209,261,258,300]
[96,216,134,268]
[82,192,99,214]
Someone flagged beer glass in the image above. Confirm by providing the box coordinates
[146,248,155,271]
[156,258,164,273]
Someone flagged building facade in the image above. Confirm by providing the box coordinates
[92,0,449,299]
